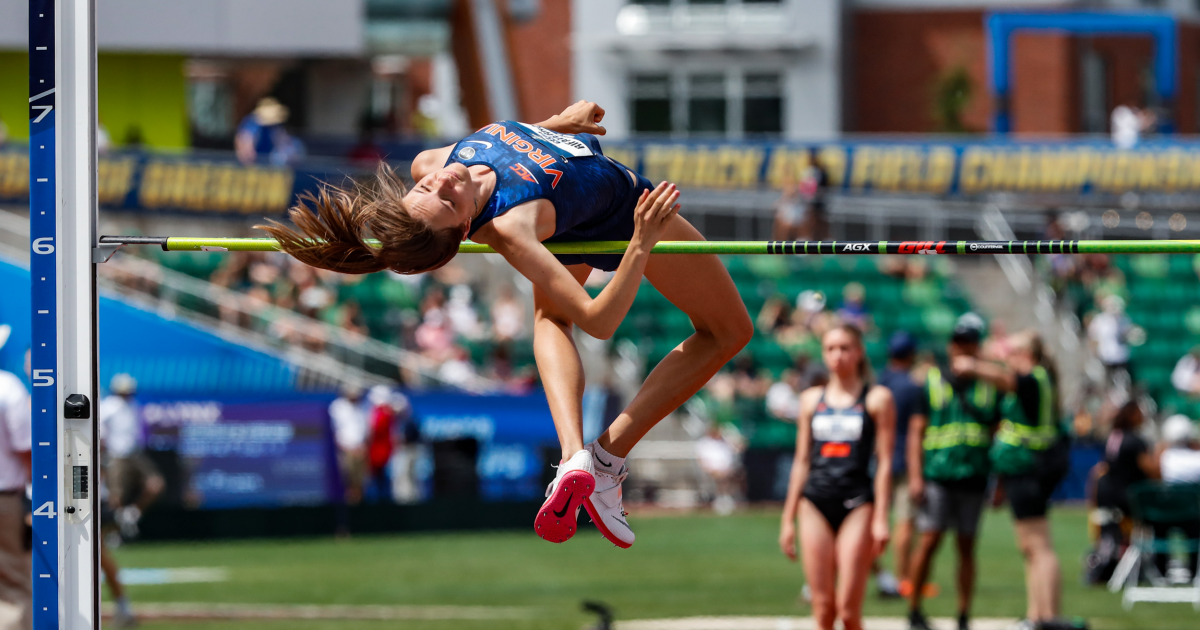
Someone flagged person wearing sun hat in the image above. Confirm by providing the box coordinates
[235,96,302,165]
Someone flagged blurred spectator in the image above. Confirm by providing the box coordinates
[836,282,871,331]
[1111,104,1154,150]
[415,308,456,362]
[329,384,369,505]
[1170,347,1200,397]
[1158,415,1200,484]
[695,424,742,515]
[0,361,30,629]
[491,285,527,341]
[766,369,803,421]
[235,97,304,165]
[799,147,829,240]
[1150,415,1200,582]
[364,386,411,504]
[1089,400,1159,557]
[445,285,483,340]
[0,117,7,146]
[772,178,806,241]
[1087,295,1137,383]
[876,332,920,587]
[99,374,163,539]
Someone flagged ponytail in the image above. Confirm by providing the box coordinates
[258,164,462,275]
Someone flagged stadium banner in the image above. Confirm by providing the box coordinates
[10,139,1200,216]
[0,146,350,216]
[134,391,558,510]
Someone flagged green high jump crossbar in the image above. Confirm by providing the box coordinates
[95,236,1200,260]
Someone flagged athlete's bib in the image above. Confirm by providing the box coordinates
[812,413,864,443]
[515,123,595,158]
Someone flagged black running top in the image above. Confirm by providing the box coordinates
[803,387,876,501]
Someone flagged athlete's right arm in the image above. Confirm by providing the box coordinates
[780,388,819,561]
[486,183,680,340]
[410,146,456,181]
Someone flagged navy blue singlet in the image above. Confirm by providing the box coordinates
[444,121,653,271]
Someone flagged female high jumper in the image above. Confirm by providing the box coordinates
[779,324,895,630]
[261,101,754,548]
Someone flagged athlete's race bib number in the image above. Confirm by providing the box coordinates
[516,123,594,158]
[811,413,863,443]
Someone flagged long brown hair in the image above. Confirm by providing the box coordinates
[258,165,462,275]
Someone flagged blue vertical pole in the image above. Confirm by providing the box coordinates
[29,2,59,629]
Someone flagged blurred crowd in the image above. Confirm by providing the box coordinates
[107,248,538,392]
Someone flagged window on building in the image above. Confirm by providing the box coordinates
[743,72,782,135]
[688,73,727,134]
[631,74,673,133]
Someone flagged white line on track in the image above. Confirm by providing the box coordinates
[617,617,1019,630]
[100,602,535,621]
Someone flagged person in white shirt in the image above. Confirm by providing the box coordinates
[695,424,741,515]
[1087,295,1137,383]
[99,374,163,538]
[0,365,31,630]
[329,384,370,505]
[1170,348,1200,396]
[1158,415,1200,484]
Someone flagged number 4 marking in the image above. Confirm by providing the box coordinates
[33,502,55,519]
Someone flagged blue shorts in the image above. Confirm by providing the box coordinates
[548,172,652,272]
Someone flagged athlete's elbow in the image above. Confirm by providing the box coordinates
[580,321,617,341]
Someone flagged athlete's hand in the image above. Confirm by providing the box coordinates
[908,477,925,505]
[631,182,681,248]
[779,521,798,562]
[871,517,891,558]
[549,100,607,135]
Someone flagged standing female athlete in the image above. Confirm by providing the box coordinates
[261,101,753,548]
[779,324,895,630]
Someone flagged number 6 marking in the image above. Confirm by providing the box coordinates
[32,238,54,255]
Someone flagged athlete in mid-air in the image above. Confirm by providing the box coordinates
[262,101,753,548]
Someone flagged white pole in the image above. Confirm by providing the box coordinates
[30,0,100,628]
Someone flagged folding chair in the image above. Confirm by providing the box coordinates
[1107,482,1200,610]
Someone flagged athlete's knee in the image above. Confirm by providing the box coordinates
[811,600,837,628]
[703,307,753,357]
[836,603,862,628]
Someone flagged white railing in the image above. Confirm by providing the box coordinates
[0,207,502,392]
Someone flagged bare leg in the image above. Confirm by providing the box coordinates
[533,264,594,461]
[799,499,838,630]
[1015,517,1060,621]
[100,541,123,600]
[598,216,753,456]
[894,515,914,580]
[955,533,977,618]
[907,530,943,613]
[834,505,876,630]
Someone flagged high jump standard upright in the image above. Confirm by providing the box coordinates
[29,1,101,629]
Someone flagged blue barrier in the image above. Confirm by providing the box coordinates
[0,254,298,393]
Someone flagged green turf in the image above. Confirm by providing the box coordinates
[110,506,1198,629]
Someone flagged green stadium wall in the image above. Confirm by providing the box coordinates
[0,52,188,149]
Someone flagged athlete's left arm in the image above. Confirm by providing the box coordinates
[535,100,607,136]
[867,385,895,554]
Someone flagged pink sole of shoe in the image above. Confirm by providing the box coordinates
[534,470,594,543]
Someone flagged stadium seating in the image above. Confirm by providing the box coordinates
[1113,254,1200,417]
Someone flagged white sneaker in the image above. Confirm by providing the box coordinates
[534,449,595,544]
[583,443,634,548]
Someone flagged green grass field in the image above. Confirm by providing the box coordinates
[110,506,1197,630]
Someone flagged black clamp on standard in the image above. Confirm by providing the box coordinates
[63,394,90,419]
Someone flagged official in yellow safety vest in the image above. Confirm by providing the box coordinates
[904,313,999,630]
[965,331,1067,629]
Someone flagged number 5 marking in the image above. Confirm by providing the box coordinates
[32,370,54,387]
